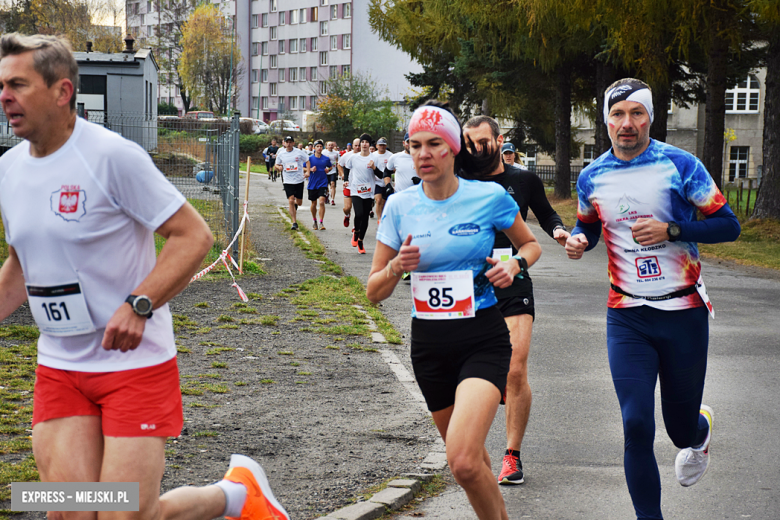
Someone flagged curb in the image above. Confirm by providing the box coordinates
[320,474,438,520]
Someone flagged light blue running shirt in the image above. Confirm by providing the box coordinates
[377,177,519,317]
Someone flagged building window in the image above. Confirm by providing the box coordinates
[525,145,537,169]
[289,39,297,52]
[270,83,277,96]
[270,26,277,40]
[252,69,259,82]
[330,35,338,50]
[270,54,277,68]
[311,7,318,21]
[329,65,337,78]
[262,13,268,27]
[726,74,760,113]
[300,8,307,23]
[321,0,328,5]
[279,68,285,82]
[320,21,328,35]
[279,98,285,112]
[252,14,258,28]
[342,64,351,76]
[261,42,268,55]
[729,146,749,182]
[311,95,317,110]
[289,68,297,82]
[320,81,327,94]
[279,40,285,53]
[320,51,328,65]
[279,11,285,25]
[300,67,307,81]
[310,67,317,81]
[343,3,351,17]
[342,34,351,49]
[290,96,297,110]
[262,97,269,109]
[262,69,268,82]
[290,9,298,24]
[252,42,259,56]
[300,38,307,53]
[252,96,259,110]
[300,96,306,110]
[330,4,338,19]
[311,37,318,51]
[270,0,277,12]
[583,144,595,166]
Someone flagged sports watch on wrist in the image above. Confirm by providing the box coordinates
[126,295,153,319]
[512,254,528,278]
[667,221,682,242]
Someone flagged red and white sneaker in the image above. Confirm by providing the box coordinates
[223,454,289,520]
[343,215,350,227]
[497,452,525,485]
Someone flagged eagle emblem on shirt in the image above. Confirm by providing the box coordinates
[50,185,87,222]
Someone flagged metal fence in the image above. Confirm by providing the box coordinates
[526,165,585,186]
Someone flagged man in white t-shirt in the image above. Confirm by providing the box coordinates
[324,141,340,206]
[338,137,361,229]
[369,137,393,222]
[0,34,288,520]
[275,136,311,231]
[385,133,417,193]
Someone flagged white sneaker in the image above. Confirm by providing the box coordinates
[675,405,713,487]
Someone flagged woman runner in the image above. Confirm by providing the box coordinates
[366,101,542,520]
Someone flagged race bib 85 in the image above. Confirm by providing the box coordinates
[411,271,475,320]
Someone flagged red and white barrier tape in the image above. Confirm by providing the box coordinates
[189,201,251,302]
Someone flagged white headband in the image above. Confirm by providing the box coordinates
[408,106,462,154]
[603,83,654,124]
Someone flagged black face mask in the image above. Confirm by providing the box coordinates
[459,138,502,180]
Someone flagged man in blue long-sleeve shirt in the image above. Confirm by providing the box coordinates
[565,78,740,520]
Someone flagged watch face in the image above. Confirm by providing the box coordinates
[669,223,681,238]
[134,297,152,314]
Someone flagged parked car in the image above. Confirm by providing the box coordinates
[269,119,301,133]
[183,111,217,120]
[239,117,269,134]
[158,115,180,121]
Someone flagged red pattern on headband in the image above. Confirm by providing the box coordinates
[408,106,461,155]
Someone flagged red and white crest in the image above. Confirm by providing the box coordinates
[59,190,80,213]
[51,185,87,222]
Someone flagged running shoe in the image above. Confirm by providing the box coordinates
[343,215,350,227]
[351,232,358,247]
[319,222,326,231]
[312,221,318,230]
[369,211,375,218]
[357,241,366,254]
[223,454,290,520]
[331,200,336,206]
[675,405,713,487]
[291,222,298,231]
[498,453,525,485]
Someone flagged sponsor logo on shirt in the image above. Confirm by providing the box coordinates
[507,186,515,194]
[448,223,481,236]
[636,256,662,279]
[413,231,432,239]
[616,194,643,214]
[140,424,156,431]
[50,185,87,222]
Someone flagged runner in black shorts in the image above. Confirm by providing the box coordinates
[275,136,310,230]
[367,101,542,520]
[463,115,570,486]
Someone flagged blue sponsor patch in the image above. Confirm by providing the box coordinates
[448,223,480,236]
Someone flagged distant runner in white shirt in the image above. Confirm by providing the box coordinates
[370,137,393,221]
[0,33,288,520]
[275,135,311,230]
[324,141,340,206]
[385,133,417,193]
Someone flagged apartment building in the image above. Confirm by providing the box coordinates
[126,0,422,124]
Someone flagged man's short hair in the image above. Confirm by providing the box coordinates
[463,115,501,140]
[0,33,79,111]
[606,77,652,95]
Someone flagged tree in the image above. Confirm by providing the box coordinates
[316,72,400,144]
[750,0,780,220]
[178,3,242,115]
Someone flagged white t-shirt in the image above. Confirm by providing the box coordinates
[276,148,310,184]
[338,150,353,168]
[345,153,376,199]
[324,150,340,170]
[0,117,186,372]
[386,152,416,192]
[369,151,392,186]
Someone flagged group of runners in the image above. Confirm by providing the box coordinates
[0,32,742,520]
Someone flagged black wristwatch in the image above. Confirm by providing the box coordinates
[126,294,153,319]
[667,221,682,242]
[512,254,528,278]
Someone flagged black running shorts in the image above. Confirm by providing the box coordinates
[327,173,338,184]
[308,187,328,201]
[411,306,512,412]
[496,293,535,320]
[283,182,304,200]
[374,185,386,197]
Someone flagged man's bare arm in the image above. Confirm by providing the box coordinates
[0,247,28,321]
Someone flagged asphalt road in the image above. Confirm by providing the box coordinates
[248,172,780,520]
